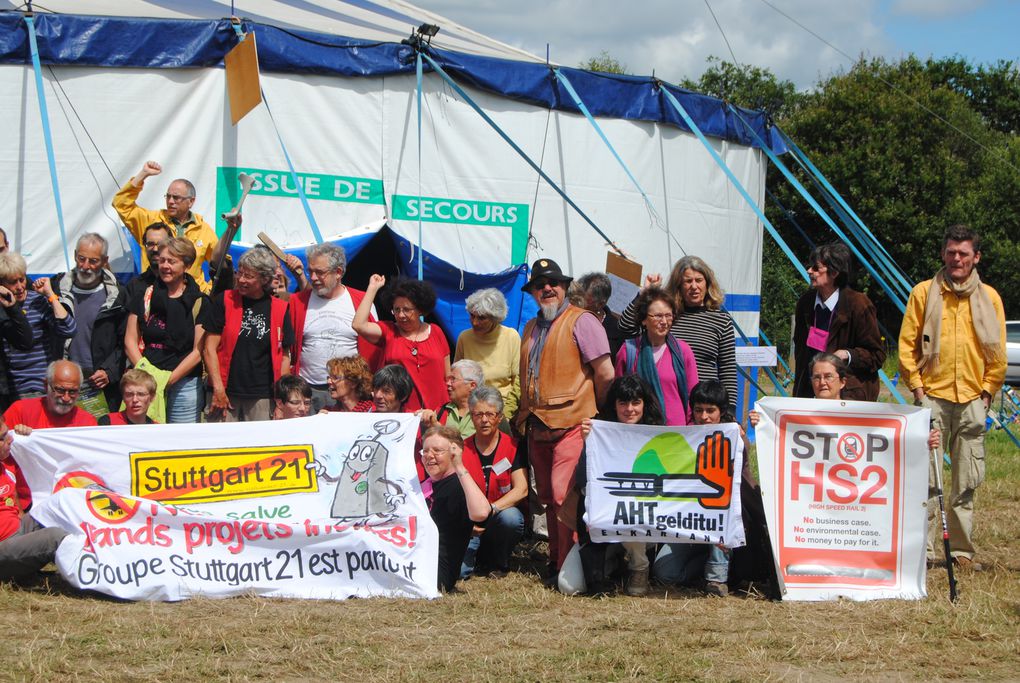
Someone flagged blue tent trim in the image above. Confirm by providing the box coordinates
[0,12,784,153]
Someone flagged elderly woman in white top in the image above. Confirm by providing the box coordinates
[454,288,521,420]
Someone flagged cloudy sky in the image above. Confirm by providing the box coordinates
[417,0,1020,89]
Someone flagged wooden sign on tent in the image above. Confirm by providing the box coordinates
[605,251,642,313]
[224,32,262,125]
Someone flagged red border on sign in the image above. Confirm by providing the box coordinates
[776,412,904,587]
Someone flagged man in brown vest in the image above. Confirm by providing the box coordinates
[515,259,613,575]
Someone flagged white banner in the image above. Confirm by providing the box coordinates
[584,421,745,547]
[14,414,439,602]
[754,397,929,601]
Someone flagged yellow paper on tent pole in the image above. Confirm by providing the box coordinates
[225,31,262,126]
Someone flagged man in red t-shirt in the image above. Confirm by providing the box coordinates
[4,360,97,512]
[5,360,98,435]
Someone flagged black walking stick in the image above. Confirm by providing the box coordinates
[930,442,958,602]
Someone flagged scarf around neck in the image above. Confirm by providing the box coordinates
[527,299,570,404]
[918,267,1002,374]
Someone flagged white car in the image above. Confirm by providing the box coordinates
[1007,321,1020,386]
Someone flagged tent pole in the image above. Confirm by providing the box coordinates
[419,51,627,260]
[24,13,72,273]
[415,52,424,281]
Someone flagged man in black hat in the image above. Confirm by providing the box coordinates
[514,258,613,577]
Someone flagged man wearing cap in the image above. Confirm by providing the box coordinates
[515,258,614,576]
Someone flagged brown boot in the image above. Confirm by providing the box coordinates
[625,567,649,596]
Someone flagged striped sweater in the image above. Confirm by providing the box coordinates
[4,291,76,395]
[619,302,737,409]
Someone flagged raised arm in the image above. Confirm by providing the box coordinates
[351,274,385,345]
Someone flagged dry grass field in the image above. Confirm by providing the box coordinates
[1,431,1018,682]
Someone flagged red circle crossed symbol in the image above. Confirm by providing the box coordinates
[836,432,865,463]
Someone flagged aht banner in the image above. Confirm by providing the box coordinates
[585,421,746,547]
[754,397,929,601]
[14,414,439,601]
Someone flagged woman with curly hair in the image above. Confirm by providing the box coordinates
[352,274,450,412]
[619,255,736,412]
[322,355,374,413]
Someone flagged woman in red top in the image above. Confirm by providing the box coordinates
[352,275,450,412]
[98,369,158,425]
[459,385,527,577]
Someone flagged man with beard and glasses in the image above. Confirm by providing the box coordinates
[51,233,128,414]
[289,243,381,413]
[514,258,613,579]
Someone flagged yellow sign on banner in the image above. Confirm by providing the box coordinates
[130,445,317,504]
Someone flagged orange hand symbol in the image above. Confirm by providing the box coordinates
[696,430,734,509]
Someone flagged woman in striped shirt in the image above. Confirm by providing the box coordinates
[619,255,737,412]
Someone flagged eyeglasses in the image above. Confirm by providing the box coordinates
[143,240,163,249]
[470,411,499,421]
[307,268,334,278]
[123,390,153,400]
[327,374,347,383]
[647,313,674,321]
[810,373,839,383]
[164,193,193,202]
[392,307,418,315]
[531,278,560,290]
[419,447,450,457]
[50,386,80,397]
[807,263,827,272]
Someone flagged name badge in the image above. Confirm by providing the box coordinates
[491,459,512,475]
[806,326,829,352]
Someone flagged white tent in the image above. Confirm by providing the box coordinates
[0,0,779,340]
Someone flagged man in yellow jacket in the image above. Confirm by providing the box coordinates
[113,160,228,293]
[898,225,1006,572]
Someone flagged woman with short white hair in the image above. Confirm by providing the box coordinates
[455,288,520,420]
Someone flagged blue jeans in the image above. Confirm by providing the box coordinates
[652,543,730,585]
[460,506,525,578]
[166,375,204,424]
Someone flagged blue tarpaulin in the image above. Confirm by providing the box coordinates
[0,12,785,153]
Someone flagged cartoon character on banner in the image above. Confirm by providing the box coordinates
[306,419,407,524]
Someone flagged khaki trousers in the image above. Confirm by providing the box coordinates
[925,395,986,560]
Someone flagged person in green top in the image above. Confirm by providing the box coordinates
[419,359,483,440]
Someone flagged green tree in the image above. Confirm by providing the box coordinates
[776,56,1014,329]
[579,50,627,75]
[680,56,803,119]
